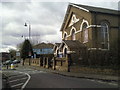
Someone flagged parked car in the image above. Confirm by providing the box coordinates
[5,60,13,65]
[2,62,6,65]
[13,60,20,64]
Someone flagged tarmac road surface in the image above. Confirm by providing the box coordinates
[2,67,118,89]
[2,70,30,90]
[25,71,118,88]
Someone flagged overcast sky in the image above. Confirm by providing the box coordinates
[0,0,119,52]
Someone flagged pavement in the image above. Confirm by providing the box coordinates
[14,65,119,83]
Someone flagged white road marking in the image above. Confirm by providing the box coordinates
[21,72,31,89]
[9,74,26,79]
[90,80,95,82]
[108,83,118,86]
[4,70,31,89]
[11,83,24,88]
[9,77,28,83]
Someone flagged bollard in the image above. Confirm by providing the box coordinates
[11,63,14,69]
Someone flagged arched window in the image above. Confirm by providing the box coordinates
[71,29,76,40]
[100,22,109,49]
[57,49,59,57]
[64,33,67,40]
[64,48,67,57]
[82,23,88,43]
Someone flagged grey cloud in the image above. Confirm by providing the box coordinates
[2,2,68,44]
[2,2,67,30]
[2,45,9,48]
[2,2,31,14]
[40,2,68,15]
[31,24,58,36]
[25,2,67,26]
[2,35,24,46]
[1,0,32,3]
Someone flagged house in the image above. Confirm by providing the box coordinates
[0,52,10,62]
[33,42,54,58]
[59,40,87,65]
[31,42,54,68]
[53,3,119,71]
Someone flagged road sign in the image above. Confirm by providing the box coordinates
[16,52,20,56]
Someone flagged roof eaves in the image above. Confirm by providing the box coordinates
[60,4,71,31]
[73,3,119,15]
[69,3,89,12]
[53,45,56,51]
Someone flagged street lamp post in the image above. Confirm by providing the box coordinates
[24,22,31,40]
[24,22,31,66]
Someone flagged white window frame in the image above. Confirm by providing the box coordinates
[82,22,88,43]
[100,22,109,50]
[71,29,76,40]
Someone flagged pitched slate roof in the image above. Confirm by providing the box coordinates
[55,43,61,47]
[71,3,119,15]
[63,40,86,49]
[33,43,54,49]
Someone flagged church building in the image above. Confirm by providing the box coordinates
[53,3,119,71]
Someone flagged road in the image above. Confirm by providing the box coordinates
[26,71,118,88]
[2,66,118,89]
[0,71,2,90]
[2,70,30,89]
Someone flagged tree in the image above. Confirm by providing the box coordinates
[17,42,23,51]
[21,39,33,66]
[9,49,16,60]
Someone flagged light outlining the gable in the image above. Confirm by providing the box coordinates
[59,40,69,52]
[62,19,90,39]
[63,41,69,50]
[55,47,59,54]
[63,45,69,55]
[64,32,68,37]
[80,19,89,31]
[62,26,77,39]
[62,41,75,54]
[69,14,79,27]
[63,32,68,40]
[62,31,67,39]
[68,26,76,37]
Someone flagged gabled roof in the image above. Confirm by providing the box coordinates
[55,43,61,47]
[60,3,119,31]
[62,40,86,49]
[53,43,61,51]
[71,3,119,15]
[33,43,54,49]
